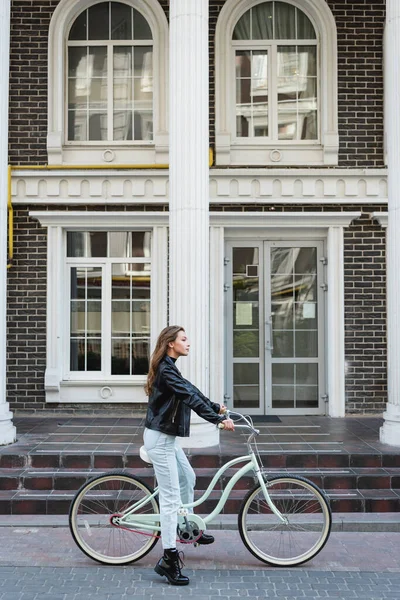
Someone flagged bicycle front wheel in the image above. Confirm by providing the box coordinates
[239,475,332,567]
[69,472,160,565]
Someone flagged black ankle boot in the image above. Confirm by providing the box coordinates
[196,532,215,545]
[154,548,189,586]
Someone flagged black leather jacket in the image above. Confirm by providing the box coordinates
[144,355,227,437]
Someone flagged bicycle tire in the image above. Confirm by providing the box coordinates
[238,475,332,567]
[69,471,160,565]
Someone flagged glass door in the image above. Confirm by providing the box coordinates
[265,241,325,414]
[225,243,264,414]
[225,240,325,415]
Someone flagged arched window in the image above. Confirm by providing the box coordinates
[48,0,168,164]
[215,0,338,166]
[67,2,154,142]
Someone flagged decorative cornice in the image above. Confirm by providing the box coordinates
[30,210,362,229]
[210,212,362,228]
[14,168,387,205]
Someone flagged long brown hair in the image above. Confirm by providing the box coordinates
[144,325,185,396]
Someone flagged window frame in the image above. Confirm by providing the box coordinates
[48,0,169,165]
[65,236,153,381]
[233,39,320,143]
[66,26,154,144]
[215,0,338,166]
[29,211,168,403]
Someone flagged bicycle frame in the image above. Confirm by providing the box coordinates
[118,447,287,533]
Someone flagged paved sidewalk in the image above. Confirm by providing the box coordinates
[0,566,399,600]
[0,526,398,571]
[0,527,399,599]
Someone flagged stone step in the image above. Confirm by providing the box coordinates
[0,466,399,492]
[2,450,400,470]
[1,464,400,491]
[0,488,399,515]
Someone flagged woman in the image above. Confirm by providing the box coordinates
[144,325,235,586]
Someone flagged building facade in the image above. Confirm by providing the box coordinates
[1,0,399,446]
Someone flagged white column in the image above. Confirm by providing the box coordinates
[0,0,16,444]
[169,0,217,447]
[381,0,400,446]
[327,226,345,418]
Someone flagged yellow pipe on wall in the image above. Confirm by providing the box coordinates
[6,148,215,268]
[7,165,12,269]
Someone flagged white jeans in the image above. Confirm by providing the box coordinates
[143,427,196,549]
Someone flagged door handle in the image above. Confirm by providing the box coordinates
[266,315,274,352]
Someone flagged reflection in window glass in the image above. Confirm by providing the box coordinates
[111,263,150,375]
[233,1,317,140]
[67,231,152,378]
[68,2,153,142]
[70,267,102,371]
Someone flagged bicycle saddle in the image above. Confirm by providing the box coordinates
[139,445,153,465]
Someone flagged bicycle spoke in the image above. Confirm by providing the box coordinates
[70,473,160,565]
[239,476,331,567]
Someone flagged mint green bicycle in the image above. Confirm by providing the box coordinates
[69,411,332,567]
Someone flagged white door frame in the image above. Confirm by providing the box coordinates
[208,211,362,419]
[224,238,326,416]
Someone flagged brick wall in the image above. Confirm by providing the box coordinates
[7,205,387,414]
[9,0,385,167]
[344,211,387,413]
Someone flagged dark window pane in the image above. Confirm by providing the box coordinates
[132,339,149,374]
[70,267,86,300]
[69,10,87,40]
[233,330,259,358]
[232,247,259,274]
[88,2,110,40]
[88,112,107,140]
[133,8,152,40]
[88,232,107,257]
[86,339,102,370]
[111,2,132,39]
[70,339,84,371]
[297,8,316,40]
[234,363,259,386]
[252,2,273,40]
[233,10,250,40]
[132,231,151,257]
[112,339,130,374]
[68,110,87,141]
[67,232,86,257]
[86,268,102,299]
[68,47,88,77]
[274,1,296,39]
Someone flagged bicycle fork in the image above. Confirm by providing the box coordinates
[251,453,288,525]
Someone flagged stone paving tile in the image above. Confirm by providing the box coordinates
[0,528,398,574]
[0,566,399,599]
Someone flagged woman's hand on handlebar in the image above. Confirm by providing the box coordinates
[220,418,235,431]
[219,404,228,415]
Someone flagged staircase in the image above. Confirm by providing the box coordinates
[1,449,400,515]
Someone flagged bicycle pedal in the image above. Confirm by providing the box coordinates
[193,542,199,548]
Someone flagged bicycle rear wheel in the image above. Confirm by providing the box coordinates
[69,471,159,565]
[239,475,332,567]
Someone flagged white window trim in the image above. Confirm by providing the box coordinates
[209,212,362,419]
[30,211,168,403]
[215,0,339,166]
[48,0,169,165]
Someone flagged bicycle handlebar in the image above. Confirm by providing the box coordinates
[218,410,260,435]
